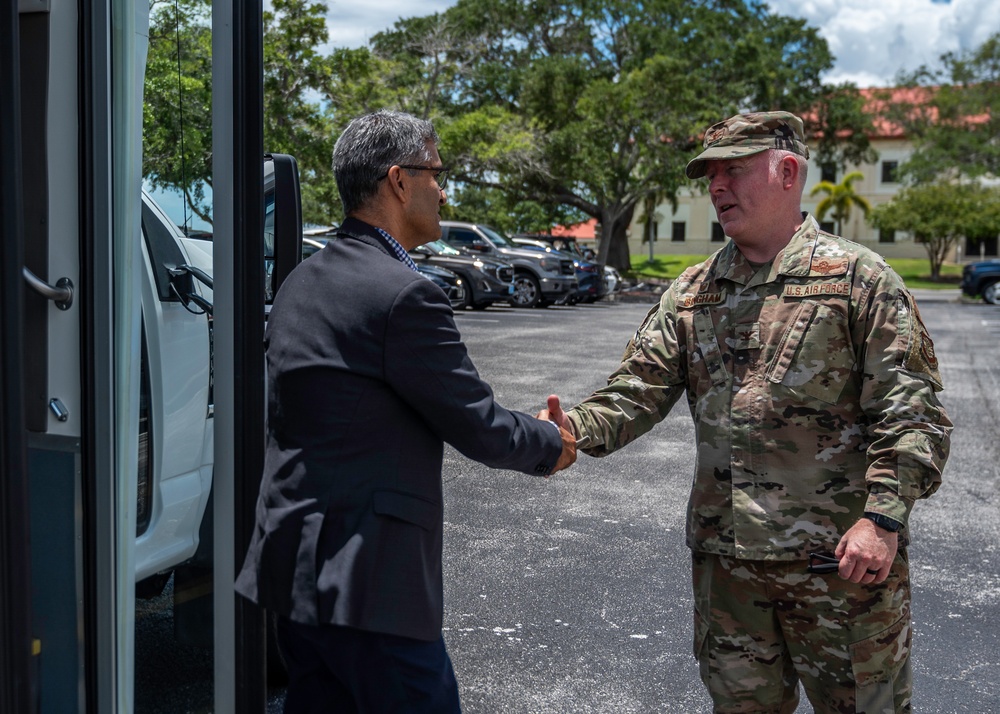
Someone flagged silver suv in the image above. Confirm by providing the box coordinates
[439,221,577,307]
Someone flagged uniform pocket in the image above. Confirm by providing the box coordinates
[692,307,728,387]
[767,301,855,404]
[849,610,911,688]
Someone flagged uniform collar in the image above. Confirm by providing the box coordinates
[714,213,837,287]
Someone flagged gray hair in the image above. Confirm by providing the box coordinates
[769,149,809,191]
[333,110,439,215]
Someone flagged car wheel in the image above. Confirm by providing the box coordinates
[983,280,1000,305]
[461,283,475,310]
[509,272,541,308]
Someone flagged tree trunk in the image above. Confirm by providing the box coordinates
[595,203,637,273]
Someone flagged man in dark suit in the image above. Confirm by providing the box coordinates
[236,110,576,713]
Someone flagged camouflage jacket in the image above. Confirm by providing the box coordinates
[568,215,952,560]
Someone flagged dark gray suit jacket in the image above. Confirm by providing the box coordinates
[235,218,563,641]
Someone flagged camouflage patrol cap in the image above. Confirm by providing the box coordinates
[685,111,809,179]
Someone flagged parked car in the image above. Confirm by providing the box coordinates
[415,263,466,309]
[439,221,577,308]
[511,235,607,303]
[410,240,514,309]
[604,264,623,294]
[302,237,466,309]
[301,236,327,259]
[961,259,1000,304]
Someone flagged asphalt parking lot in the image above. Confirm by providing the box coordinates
[437,293,999,713]
[137,290,1000,713]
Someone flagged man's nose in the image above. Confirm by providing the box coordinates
[439,189,447,206]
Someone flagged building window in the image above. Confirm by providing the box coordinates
[820,163,836,183]
[711,222,726,243]
[881,160,899,183]
[820,221,835,234]
[671,222,686,242]
[879,230,895,244]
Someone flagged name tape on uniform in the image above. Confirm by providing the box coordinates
[782,282,850,298]
[678,292,724,308]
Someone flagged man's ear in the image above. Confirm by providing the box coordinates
[781,155,800,190]
[385,165,409,203]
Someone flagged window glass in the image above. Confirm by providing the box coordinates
[881,161,899,183]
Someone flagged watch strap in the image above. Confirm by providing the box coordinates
[863,511,903,533]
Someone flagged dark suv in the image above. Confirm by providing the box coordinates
[439,221,577,308]
[961,259,1000,304]
[410,240,514,309]
[511,235,607,303]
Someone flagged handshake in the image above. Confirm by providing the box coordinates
[536,394,577,475]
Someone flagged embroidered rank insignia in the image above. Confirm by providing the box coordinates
[735,323,760,350]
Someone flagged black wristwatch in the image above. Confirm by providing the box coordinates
[863,512,903,533]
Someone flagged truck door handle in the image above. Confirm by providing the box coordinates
[22,266,74,310]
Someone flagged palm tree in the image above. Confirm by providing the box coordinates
[809,171,872,237]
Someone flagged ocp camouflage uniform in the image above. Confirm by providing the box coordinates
[567,215,952,713]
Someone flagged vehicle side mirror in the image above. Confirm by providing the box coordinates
[264,153,302,304]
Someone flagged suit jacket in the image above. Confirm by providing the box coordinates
[235,217,563,641]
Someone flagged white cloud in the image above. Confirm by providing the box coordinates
[322,0,457,50]
[767,0,1000,87]
[317,0,1000,88]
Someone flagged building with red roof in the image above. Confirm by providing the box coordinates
[604,88,992,263]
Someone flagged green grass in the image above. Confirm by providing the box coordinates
[628,255,710,280]
[883,259,962,290]
[629,254,961,290]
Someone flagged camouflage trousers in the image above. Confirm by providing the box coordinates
[691,551,912,714]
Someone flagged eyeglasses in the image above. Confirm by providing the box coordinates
[383,164,450,190]
[806,551,840,574]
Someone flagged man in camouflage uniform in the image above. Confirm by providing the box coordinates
[542,111,952,713]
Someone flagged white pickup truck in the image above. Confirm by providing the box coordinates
[134,190,216,590]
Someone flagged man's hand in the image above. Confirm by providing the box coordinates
[536,394,576,474]
[552,426,576,473]
[536,394,573,432]
[834,518,898,584]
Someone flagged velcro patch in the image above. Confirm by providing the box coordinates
[678,292,724,308]
[783,282,850,298]
[810,258,849,275]
[735,323,760,350]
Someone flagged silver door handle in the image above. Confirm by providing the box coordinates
[22,266,73,310]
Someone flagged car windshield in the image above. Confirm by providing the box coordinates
[555,240,586,259]
[427,239,463,256]
[479,224,515,248]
